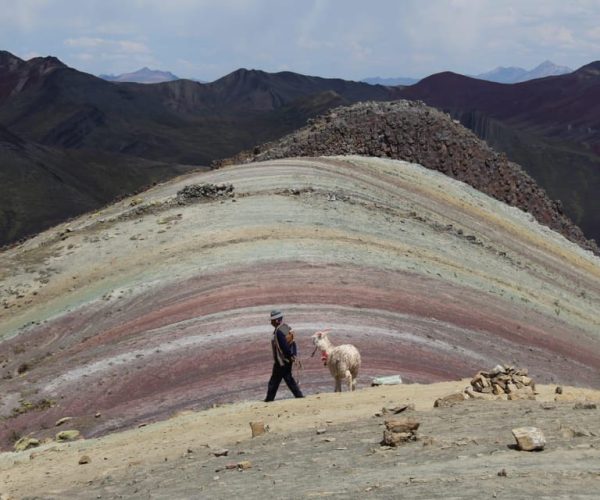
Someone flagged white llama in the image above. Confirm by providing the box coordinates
[311,330,361,392]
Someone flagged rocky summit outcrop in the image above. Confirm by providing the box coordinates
[218,100,598,256]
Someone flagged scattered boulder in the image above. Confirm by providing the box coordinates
[14,437,40,452]
[55,417,72,427]
[512,427,545,451]
[381,404,414,415]
[385,418,420,433]
[56,430,81,442]
[249,421,266,437]
[212,448,229,457]
[78,455,91,465]
[381,418,420,447]
[434,392,466,408]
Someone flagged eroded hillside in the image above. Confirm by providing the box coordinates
[1,156,599,453]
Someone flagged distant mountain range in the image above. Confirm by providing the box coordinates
[362,61,573,87]
[475,60,573,83]
[0,51,397,246]
[1,50,599,248]
[99,67,180,84]
[361,76,420,86]
[103,61,571,87]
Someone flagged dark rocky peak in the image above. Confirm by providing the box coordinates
[0,53,68,104]
[214,68,321,93]
[0,51,66,77]
[408,71,497,96]
[217,67,269,84]
[574,61,600,78]
[26,55,67,74]
[0,50,25,71]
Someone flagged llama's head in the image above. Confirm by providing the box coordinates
[311,329,331,350]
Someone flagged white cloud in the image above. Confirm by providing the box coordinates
[534,25,577,49]
[586,26,600,40]
[1,0,49,31]
[72,52,95,62]
[64,37,150,54]
[61,36,156,74]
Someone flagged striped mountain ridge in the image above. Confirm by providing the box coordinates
[1,155,599,451]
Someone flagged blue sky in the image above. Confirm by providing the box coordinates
[1,0,599,81]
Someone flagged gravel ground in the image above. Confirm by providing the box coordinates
[15,396,600,499]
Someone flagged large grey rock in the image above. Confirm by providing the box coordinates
[512,427,545,451]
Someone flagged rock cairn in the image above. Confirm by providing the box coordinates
[467,364,536,401]
[216,100,597,255]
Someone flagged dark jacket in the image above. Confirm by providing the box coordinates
[272,323,295,366]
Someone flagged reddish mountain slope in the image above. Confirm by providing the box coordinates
[1,156,599,450]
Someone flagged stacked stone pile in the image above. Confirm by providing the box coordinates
[216,100,597,255]
[467,364,536,401]
[381,417,420,447]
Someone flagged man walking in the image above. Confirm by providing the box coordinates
[265,310,304,402]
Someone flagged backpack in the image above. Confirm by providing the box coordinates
[273,324,297,364]
[285,329,295,346]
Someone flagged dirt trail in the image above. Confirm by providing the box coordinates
[1,381,599,498]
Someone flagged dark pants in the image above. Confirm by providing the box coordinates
[265,362,304,401]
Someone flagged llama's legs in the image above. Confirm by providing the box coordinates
[344,370,353,392]
[335,377,342,392]
[351,376,357,391]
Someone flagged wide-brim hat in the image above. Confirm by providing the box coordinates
[270,310,284,320]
